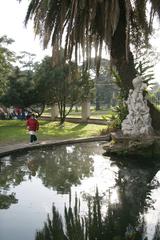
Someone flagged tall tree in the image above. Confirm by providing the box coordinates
[0,35,15,95]
[0,66,45,116]
[0,67,35,108]
[34,56,93,124]
[19,0,160,128]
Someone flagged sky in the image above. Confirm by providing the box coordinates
[0,0,160,82]
[0,0,51,62]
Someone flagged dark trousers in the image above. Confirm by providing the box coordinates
[30,134,37,143]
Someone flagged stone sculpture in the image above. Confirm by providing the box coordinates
[121,76,153,137]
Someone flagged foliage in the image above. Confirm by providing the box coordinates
[101,68,128,129]
[106,48,156,130]
[0,67,40,109]
[134,48,155,87]
[111,68,126,99]
[18,0,160,131]
[101,103,127,131]
[18,0,160,130]
[0,53,46,116]
[111,102,128,128]
[34,56,94,124]
[19,0,160,71]
[16,51,37,70]
[0,35,15,95]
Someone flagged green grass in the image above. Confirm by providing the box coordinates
[42,107,114,119]
[0,120,107,145]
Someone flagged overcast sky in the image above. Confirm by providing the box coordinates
[0,0,160,82]
[0,0,51,61]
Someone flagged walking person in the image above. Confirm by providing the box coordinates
[26,113,39,144]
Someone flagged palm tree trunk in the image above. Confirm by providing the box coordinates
[110,0,160,131]
[111,0,136,97]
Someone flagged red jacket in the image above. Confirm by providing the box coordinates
[26,117,39,131]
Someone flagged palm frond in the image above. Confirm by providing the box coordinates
[19,0,160,72]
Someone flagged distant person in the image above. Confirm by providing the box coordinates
[20,109,26,120]
[26,113,39,144]
[12,110,17,119]
[15,107,21,116]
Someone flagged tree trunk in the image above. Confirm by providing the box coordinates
[110,0,160,130]
[96,97,100,111]
[51,103,59,120]
[111,0,136,97]
[147,101,160,132]
[82,101,91,121]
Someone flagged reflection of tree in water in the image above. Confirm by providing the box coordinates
[72,158,158,240]
[35,190,144,240]
[1,144,160,239]
[0,143,96,208]
[0,155,29,209]
[0,192,18,209]
[0,155,27,188]
[35,158,160,240]
[108,158,160,240]
[33,144,95,193]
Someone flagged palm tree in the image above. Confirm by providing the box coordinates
[18,0,160,129]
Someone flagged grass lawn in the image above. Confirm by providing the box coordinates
[43,107,114,119]
[0,120,107,146]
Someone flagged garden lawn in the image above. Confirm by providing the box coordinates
[42,107,114,119]
[0,120,107,146]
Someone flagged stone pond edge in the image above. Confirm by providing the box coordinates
[0,135,110,158]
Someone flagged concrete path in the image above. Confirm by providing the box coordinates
[0,135,110,157]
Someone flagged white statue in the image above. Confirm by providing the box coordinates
[121,76,153,137]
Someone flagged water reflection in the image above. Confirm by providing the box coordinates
[0,143,160,240]
[36,144,94,193]
[35,190,145,240]
[0,143,95,209]
[35,157,160,240]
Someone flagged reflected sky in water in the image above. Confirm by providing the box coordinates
[0,142,160,240]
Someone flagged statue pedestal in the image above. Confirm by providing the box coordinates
[104,76,157,159]
[103,131,160,159]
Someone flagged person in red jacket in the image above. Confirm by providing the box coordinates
[26,113,39,143]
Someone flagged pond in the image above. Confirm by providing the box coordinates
[0,142,160,240]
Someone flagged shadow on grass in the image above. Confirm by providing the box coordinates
[39,128,88,139]
[71,123,88,131]
[39,120,53,126]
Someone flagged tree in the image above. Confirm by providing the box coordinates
[18,0,160,129]
[16,51,37,70]
[0,35,15,95]
[0,66,45,116]
[19,0,160,89]
[0,67,34,106]
[34,56,93,124]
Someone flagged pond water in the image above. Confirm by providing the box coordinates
[0,142,160,240]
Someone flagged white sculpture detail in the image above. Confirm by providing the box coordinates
[121,76,153,137]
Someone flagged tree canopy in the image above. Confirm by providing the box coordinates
[19,0,160,68]
[34,56,93,123]
[0,67,37,108]
[0,35,15,95]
